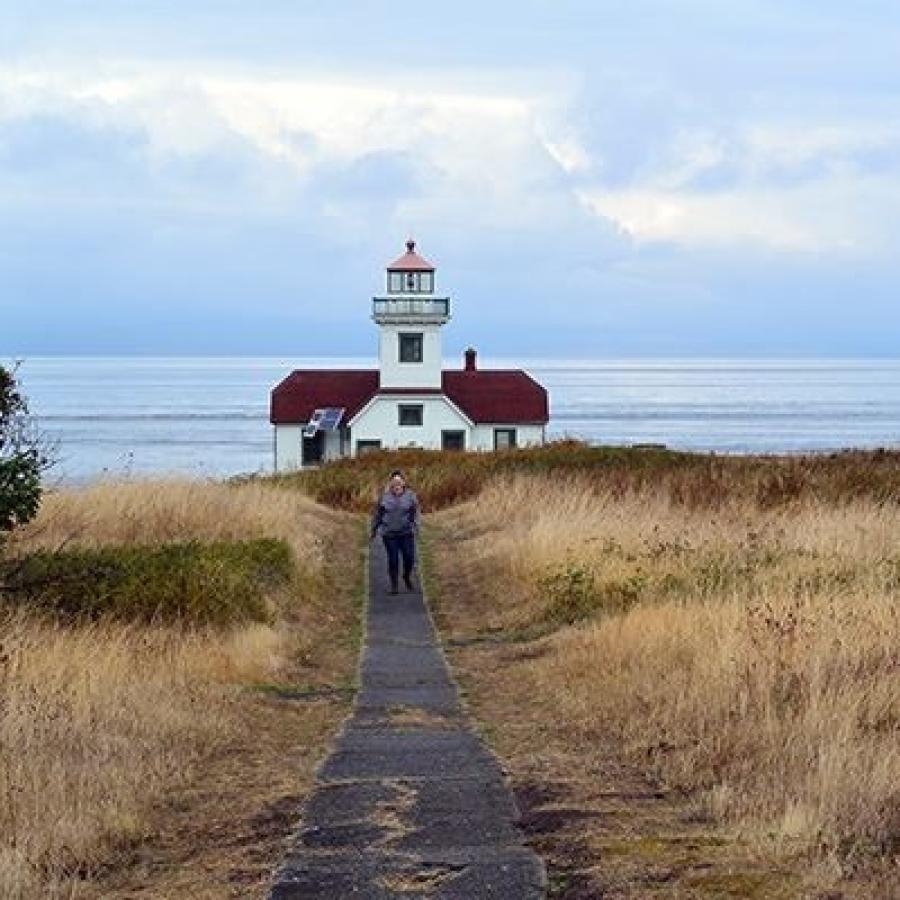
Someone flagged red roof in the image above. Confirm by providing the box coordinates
[387,239,434,272]
[270,370,379,424]
[270,368,548,425]
[443,370,548,424]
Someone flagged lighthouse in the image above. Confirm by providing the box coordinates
[270,240,549,469]
[374,240,449,391]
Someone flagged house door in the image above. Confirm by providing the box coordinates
[442,430,466,451]
[302,431,325,466]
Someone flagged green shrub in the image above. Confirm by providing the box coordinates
[1,364,51,535]
[0,538,293,626]
[539,565,647,626]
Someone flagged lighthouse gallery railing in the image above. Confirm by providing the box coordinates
[372,297,450,319]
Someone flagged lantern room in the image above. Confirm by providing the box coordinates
[386,239,435,294]
[373,239,450,326]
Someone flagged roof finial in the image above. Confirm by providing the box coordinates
[406,238,415,254]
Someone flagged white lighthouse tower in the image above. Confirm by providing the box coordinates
[372,239,451,390]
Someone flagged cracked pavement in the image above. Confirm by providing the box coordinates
[269,537,547,899]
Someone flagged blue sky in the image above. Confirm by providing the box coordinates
[2,1,899,356]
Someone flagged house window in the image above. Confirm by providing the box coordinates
[494,428,517,450]
[388,271,404,293]
[356,439,382,456]
[442,430,465,451]
[398,333,423,363]
[399,404,424,427]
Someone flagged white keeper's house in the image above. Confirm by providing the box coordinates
[270,240,549,470]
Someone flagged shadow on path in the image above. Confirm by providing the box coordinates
[269,537,547,899]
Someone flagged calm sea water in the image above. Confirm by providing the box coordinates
[11,357,900,483]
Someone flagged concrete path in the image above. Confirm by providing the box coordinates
[270,538,547,899]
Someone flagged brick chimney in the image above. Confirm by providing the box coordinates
[464,347,477,372]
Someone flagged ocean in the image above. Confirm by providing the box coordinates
[12,357,900,483]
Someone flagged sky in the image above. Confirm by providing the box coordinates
[1,1,899,357]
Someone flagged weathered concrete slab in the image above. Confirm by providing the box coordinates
[297,821,388,849]
[333,727,486,754]
[269,536,547,899]
[361,643,448,675]
[355,684,461,715]
[273,848,546,899]
[321,749,499,781]
[302,780,397,825]
[359,670,451,689]
[408,776,521,820]
[392,815,523,852]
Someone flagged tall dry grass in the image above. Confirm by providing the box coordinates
[9,478,336,567]
[0,614,283,898]
[439,474,900,874]
[0,479,349,898]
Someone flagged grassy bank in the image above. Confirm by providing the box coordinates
[0,480,361,899]
[423,447,899,896]
[270,441,900,512]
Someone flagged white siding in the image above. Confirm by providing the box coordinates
[274,425,303,471]
[324,430,344,462]
[378,325,442,389]
[277,410,544,469]
[350,396,471,453]
[274,425,348,470]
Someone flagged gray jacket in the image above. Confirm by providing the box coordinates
[371,489,419,538]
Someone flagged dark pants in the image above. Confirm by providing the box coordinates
[383,533,415,584]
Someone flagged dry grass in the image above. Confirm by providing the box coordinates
[0,614,283,898]
[273,441,900,512]
[9,478,334,568]
[0,479,359,899]
[431,473,900,892]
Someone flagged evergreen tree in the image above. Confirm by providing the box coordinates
[0,364,50,534]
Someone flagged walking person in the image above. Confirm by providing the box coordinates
[370,470,419,594]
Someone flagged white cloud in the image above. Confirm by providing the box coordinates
[0,64,554,226]
[0,64,532,162]
[582,186,821,252]
[3,59,900,260]
[581,175,900,255]
[573,117,900,254]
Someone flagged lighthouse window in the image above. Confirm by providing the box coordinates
[398,404,424,427]
[398,333,423,363]
[387,271,433,293]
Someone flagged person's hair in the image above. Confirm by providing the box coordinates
[389,469,404,479]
